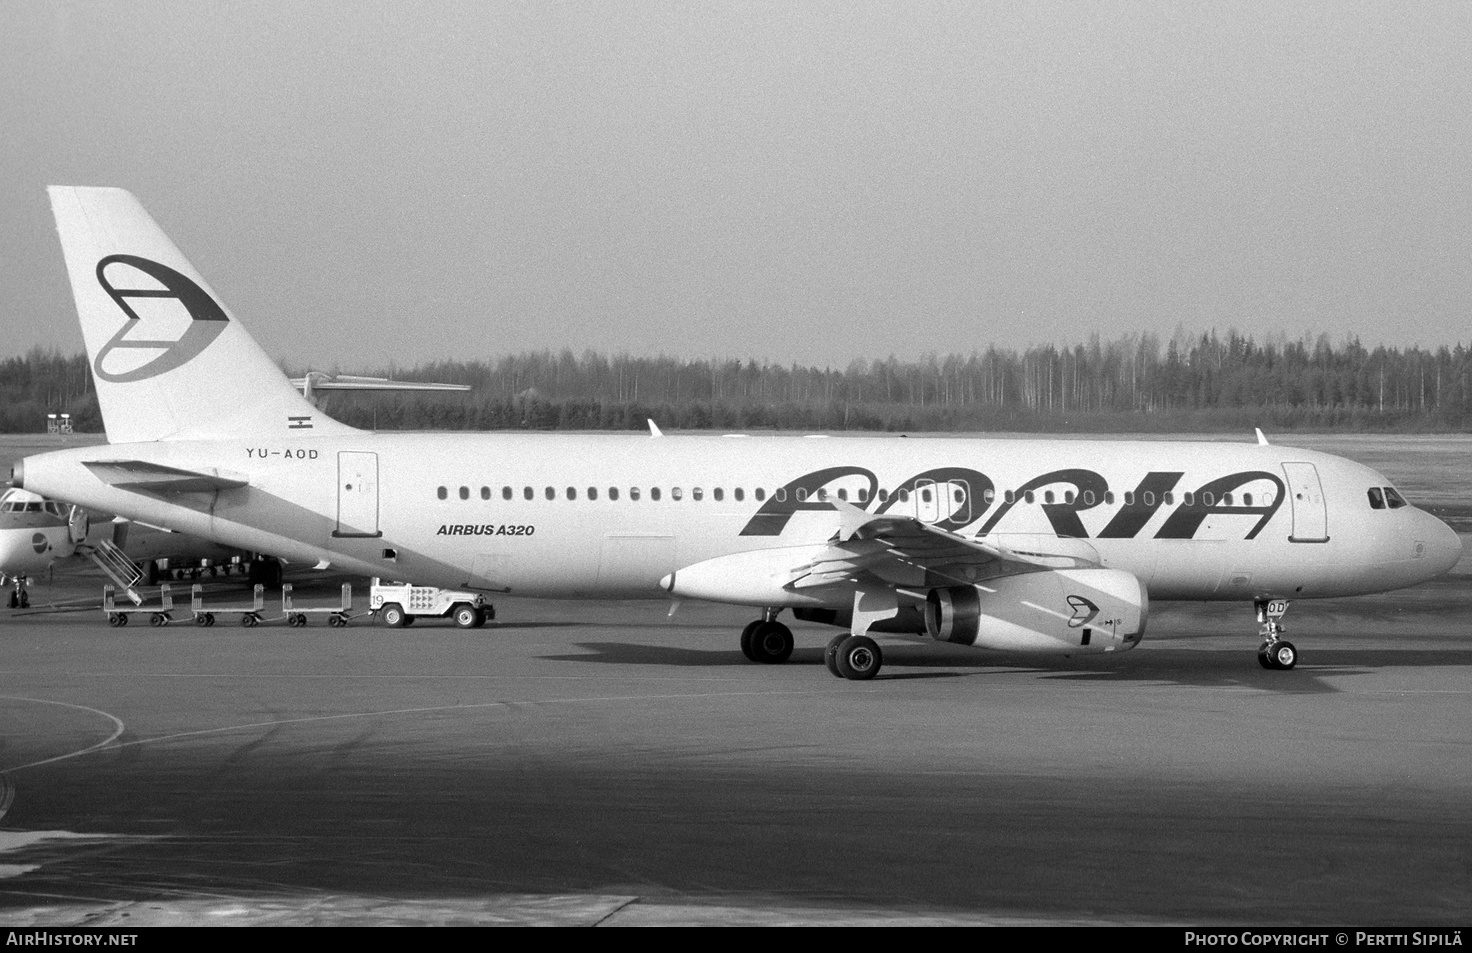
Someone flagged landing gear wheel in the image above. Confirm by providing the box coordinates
[824,633,848,677]
[1268,640,1297,670]
[452,603,480,628]
[748,621,794,664]
[1257,642,1274,669]
[381,603,408,628]
[739,620,762,662]
[7,591,17,609]
[835,635,882,681]
[18,591,28,609]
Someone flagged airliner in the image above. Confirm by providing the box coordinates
[10,187,1462,679]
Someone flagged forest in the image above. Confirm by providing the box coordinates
[4,330,1472,434]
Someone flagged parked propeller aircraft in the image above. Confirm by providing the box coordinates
[0,486,260,607]
[11,187,1462,678]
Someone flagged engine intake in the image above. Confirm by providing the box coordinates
[924,568,1147,654]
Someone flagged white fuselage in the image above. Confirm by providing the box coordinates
[18,432,1462,605]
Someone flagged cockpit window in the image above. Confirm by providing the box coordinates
[1384,487,1408,509]
[1367,487,1385,510]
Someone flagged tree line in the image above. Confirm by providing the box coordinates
[6,331,1472,433]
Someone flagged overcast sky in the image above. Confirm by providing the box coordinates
[3,1,1470,371]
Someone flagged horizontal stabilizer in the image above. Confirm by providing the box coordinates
[84,460,249,494]
[290,372,471,398]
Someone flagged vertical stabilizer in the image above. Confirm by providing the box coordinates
[48,186,356,443]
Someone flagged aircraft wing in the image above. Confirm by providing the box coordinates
[83,461,249,494]
[783,503,1095,592]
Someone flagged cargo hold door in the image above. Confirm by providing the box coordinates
[335,451,381,538]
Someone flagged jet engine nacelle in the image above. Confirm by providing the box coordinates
[924,568,1147,654]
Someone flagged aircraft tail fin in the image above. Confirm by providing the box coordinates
[48,186,356,443]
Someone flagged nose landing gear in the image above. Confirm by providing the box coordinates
[1255,599,1298,670]
[6,575,29,609]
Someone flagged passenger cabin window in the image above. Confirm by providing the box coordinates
[1163,492,1173,505]
[651,487,662,501]
[983,489,995,504]
[1024,491,1035,504]
[1104,491,1115,505]
[588,487,598,501]
[1123,492,1134,506]
[481,487,491,500]
[566,487,577,500]
[755,489,765,501]
[1044,491,1054,504]
[775,489,786,502]
[437,486,448,500]
[837,488,847,501]
[1368,487,1386,510]
[733,488,743,501]
[1184,492,1195,506]
[630,487,640,501]
[857,489,868,503]
[713,488,723,501]
[459,486,469,500]
[610,487,620,501]
[672,487,682,501]
[1385,487,1408,509]
[1244,493,1253,506]
[693,488,703,501]
[544,487,555,500]
[503,486,513,500]
[524,487,534,500]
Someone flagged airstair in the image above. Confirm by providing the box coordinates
[81,538,144,605]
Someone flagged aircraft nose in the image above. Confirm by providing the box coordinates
[0,530,48,575]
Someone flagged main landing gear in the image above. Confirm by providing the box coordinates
[740,609,794,664]
[1255,598,1298,670]
[824,633,882,681]
[737,609,884,680]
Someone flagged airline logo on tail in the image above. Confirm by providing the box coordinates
[92,254,227,383]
